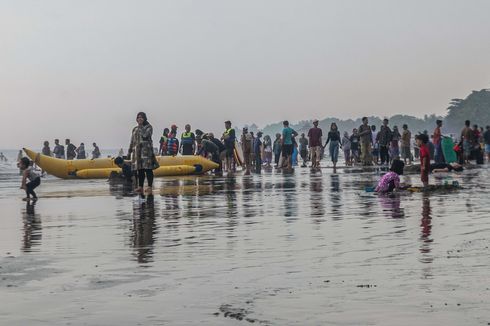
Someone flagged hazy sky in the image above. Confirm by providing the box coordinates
[1,0,490,149]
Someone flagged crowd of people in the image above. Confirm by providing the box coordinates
[38,139,102,160]
[16,111,490,200]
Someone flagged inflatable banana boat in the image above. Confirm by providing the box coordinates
[23,148,219,179]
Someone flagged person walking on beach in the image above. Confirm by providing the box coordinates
[433,120,444,163]
[461,120,474,164]
[298,133,309,167]
[377,119,392,165]
[263,135,273,168]
[76,143,86,159]
[92,143,101,159]
[42,141,52,156]
[254,131,263,173]
[280,120,298,171]
[484,126,490,162]
[273,133,282,168]
[350,128,360,164]
[400,124,412,165]
[342,131,351,166]
[371,125,379,165]
[66,139,76,160]
[324,123,341,169]
[53,139,65,159]
[222,120,236,173]
[307,119,323,168]
[241,127,253,175]
[128,112,159,194]
[180,124,196,155]
[359,117,373,166]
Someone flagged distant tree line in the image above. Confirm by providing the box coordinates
[241,88,490,138]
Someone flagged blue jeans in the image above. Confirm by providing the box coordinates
[329,141,339,163]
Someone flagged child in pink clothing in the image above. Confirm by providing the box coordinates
[375,159,405,193]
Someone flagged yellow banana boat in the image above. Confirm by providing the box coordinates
[23,148,219,179]
[76,165,196,179]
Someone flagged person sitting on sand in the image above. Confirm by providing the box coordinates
[19,157,41,201]
[375,159,405,193]
[430,162,464,173]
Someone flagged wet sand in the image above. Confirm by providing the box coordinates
[1,157,489,325]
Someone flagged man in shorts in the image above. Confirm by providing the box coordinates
[461,120,474,164]
[307,119,323,168]
[281,120,298,170]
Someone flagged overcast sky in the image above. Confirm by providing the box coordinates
[1,0,490,149]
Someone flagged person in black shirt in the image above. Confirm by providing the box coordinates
[323,123,341,169]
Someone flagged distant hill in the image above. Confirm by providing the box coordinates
[240,88,490,138]
[253,115,443,139]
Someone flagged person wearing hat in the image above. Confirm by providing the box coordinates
[307,119,323,168]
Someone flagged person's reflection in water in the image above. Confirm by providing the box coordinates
[281,174,298,221]
[22,201,42,252]
[309,174,325,222]
[108,177,134,198]
[329,174,343,220]
[131,195,158,265]
[419,194,434,264]
[378,194,405,219]
[242,175,256,218]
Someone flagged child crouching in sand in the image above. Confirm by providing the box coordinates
[19,157,41,201]
[375,159,405,193]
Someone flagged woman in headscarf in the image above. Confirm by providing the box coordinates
[128,112,159,193]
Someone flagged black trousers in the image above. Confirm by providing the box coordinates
[138,169,154,188]
[380,145,389,164]
[26,177,41,198]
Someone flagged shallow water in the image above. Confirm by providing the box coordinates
[1,151,489,325]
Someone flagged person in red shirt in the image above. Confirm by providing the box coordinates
[416,133,430,187]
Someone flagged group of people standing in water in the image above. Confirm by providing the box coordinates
[15,111,490,200]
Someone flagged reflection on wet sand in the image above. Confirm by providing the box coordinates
[379,194,405,219]
[22,202,42,252]
[1,163,489,325]
[131,195,157,265]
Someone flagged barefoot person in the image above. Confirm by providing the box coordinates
[19,157,41,201]
[307,119,323,168]
[280,120,298,171]
[359,117,373,166]
[128,112,159,194]
[222,120,236,173]
[324,123,341,169]
[416,134,430,187]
